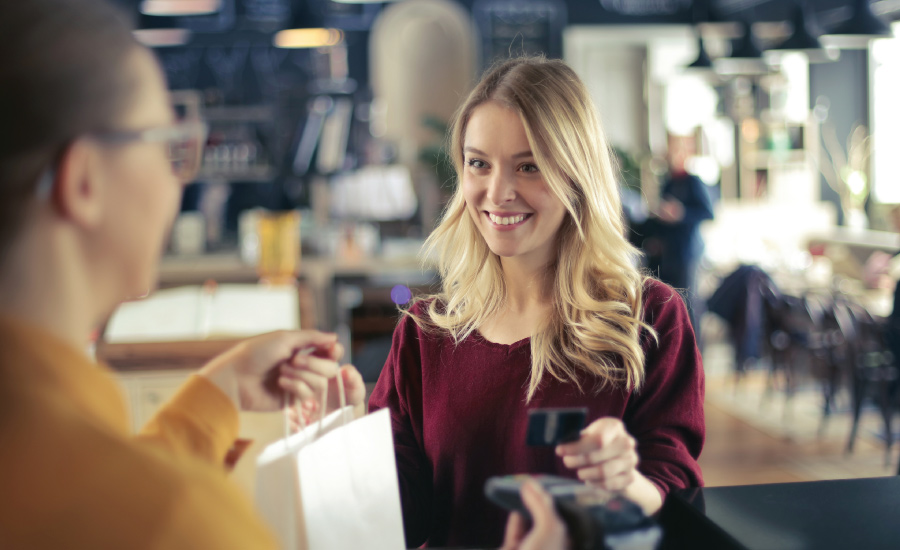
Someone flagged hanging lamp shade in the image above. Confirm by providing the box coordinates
[134,13,191,47]
[273,2,343,49]
[686,35,713,70]
[768,1,839,64]
[822,0,893,49]
[730,20,763,59]
[140,0,220,16]
[715,20,771,76]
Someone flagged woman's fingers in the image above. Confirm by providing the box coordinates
[560,433,635,469]
[556,417,639,494]
[278,376,318,404]
[519,480,567,549]
[575,454,639,484]
[288,352,340,378]
[500,512,527,550]
[339,365,366,407]
[556,417,622,457]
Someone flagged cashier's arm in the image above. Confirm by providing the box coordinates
[199,330,366,418]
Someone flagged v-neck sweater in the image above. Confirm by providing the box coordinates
[369,279,705,548]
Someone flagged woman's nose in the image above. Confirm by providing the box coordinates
[486,168,516,205]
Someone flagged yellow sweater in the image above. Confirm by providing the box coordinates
[0,316,278,549]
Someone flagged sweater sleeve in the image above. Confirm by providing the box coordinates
[135,375,240,467]
[626,282,705,498]
[367,313,434,548]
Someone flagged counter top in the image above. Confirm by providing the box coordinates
[159,253,431,287]
[659,477,900,550]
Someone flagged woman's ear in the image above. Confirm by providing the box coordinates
[51,139,104,229]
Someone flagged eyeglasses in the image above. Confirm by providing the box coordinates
[91,119,209,183]
[34,119,209,198]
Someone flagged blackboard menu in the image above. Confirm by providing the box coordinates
[241,0,290,31]
[309,0,381,32]
[599,0,690,16]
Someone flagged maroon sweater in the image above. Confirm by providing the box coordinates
[368,279,705,548]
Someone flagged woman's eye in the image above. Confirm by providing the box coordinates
[466,158,487,169]
[520,163,539,173]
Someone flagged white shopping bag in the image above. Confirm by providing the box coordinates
[255,398,405,550]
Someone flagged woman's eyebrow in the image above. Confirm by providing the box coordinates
[463,146,534,159]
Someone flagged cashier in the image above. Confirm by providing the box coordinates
[0,1,370,547]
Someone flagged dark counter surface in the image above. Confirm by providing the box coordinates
[659,476,900,550]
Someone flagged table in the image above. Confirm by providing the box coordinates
[659,477,900,550]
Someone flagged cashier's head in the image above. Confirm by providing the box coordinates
[0,0,184,304]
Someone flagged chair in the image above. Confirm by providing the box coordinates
[802,292,846,435]
[760,291,818,413]
[842,298,898,464]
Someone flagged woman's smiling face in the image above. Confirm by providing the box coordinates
[462,100,567,266]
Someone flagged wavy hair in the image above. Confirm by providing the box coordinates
[408,56,656,401]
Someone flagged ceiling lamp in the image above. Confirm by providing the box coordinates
[686,35,714,70]
[767,1,839,64]
[133,14,191,47]
[715,20,772,76]
[140,0,220,16]
[274,28,344,48]
[821,0,893,49]
[273,4,344,49]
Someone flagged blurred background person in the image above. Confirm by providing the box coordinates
[645,133,715,331]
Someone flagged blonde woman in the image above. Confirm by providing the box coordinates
[368,56,705,548]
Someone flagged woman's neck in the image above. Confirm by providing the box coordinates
[499,255,551,313]
[0,224,102,349]
[477,255,552,345]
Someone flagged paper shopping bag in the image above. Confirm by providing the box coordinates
[255,406,405,550]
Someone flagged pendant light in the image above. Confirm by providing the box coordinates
[273,2,343,49]
[140,0,220,16]
[767,1,839,64]
[687,34,714,70]
[134,13,191,47]
[715,20,771,76]
[821,0,893,49]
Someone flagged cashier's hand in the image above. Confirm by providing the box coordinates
[556,417,663,515]
[501,480,569,550]
[198,330,363,415]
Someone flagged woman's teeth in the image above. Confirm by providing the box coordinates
[488,213,526,225]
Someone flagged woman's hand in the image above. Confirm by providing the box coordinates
[198,330,364,414]
[556,417,663,515]
[556,417,638,491]
[286,366,367,430]
[500,480,569,550]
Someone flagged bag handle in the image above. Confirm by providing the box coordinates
[281,349,350,443]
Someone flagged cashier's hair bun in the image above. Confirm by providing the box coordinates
[0,0,140,256]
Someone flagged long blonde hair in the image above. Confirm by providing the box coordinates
[409,56,655,400]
